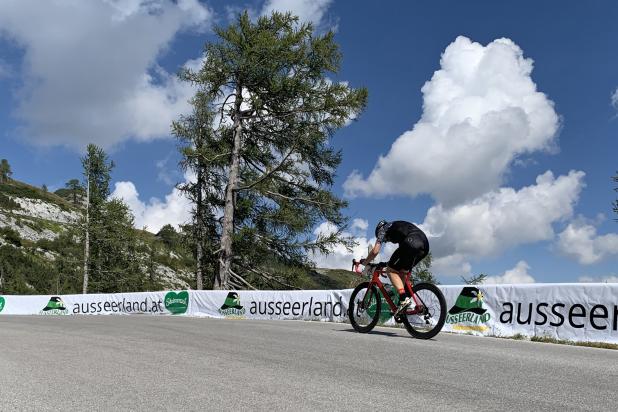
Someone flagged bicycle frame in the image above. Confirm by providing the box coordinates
[353,262,424,316]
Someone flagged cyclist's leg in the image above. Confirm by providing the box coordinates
[387,246,410,305]
[391,235,429,312]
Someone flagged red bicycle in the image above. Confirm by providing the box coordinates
[348,260,446,339]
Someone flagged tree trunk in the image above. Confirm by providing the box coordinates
[216,86,243,290]
[82,173,90,294]
[195,165,204,290]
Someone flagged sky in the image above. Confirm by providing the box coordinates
[1,0,617,284]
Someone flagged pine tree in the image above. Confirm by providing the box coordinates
[81,144,114,293]
[173,91,222,290]
[412,253,439,284]
[0,159,12,183]
[612,172,618,222]
[179,12,367,289]
[65,178,83,205]
[461,273,487,285]
[80,144,145,293]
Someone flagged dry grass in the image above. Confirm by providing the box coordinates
[529,335,618,350]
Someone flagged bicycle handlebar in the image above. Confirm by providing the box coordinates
[351,259,388,275]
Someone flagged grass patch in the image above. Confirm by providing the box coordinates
[0,192,21,210]
[297,268,359,290]
[0,180,76,211]
[21,216,68,234]
[0,226,22,247]
[530,335,618,350]
[487,333,617,350]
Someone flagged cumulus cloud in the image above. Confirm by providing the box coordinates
[0,0,212,149]
[260,0,333,27]
[556,221,618,264]
[579,275,618,283]
[612,88,618,111]
[310,220,397,270]
[482,261,535,284]
[431,254,472,277]
[110,177,193,233]
[344,36,559,206]
[421,170,585,263]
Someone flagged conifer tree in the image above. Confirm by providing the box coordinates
[179,12,367,289]
[612,172,618,222]
[65,178,83,205]
[174,91,222,290]
[0,159,12,183]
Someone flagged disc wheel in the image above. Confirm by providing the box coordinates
[348,282,381,333]
[402,282,446,339]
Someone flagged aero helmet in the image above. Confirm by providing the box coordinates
[375,220,388,237]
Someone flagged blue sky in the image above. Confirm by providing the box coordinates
[0,1,617,284]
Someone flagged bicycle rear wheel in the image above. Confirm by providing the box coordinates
[348,282,381,333]
[402,282,446,339]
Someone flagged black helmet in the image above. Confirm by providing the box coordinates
[375,220,388,237]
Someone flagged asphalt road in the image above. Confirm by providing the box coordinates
[1,316,616,411]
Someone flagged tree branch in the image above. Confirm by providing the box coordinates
[265,190,332,207]
[246,267,301,290]
[229,268,258,290]
[236,147,297,192]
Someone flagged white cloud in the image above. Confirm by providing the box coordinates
[482,261,535,284]
[310,220,396,270]
[110,177,193,233]
[431,254,472,277]
[344,36,559,206]
[261,0,333,27]
[0,0,212,149]
[612,88,618,111]
[422,170,585,264]
[156,154,181,186]
[349,218,368,237]
[579,275,618,283]
[556,221,618,264]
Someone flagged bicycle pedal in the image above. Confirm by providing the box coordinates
[394,315,404,324]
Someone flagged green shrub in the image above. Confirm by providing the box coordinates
[0,192,20,210]
[0,226,22,247]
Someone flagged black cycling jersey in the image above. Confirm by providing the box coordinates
[376,220,425,244]
[375,220,429,271]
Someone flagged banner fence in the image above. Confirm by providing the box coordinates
[1,283,616,343]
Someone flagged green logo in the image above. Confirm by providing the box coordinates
[0,296,5,312]
[219,292,246,318]
[366,287,399,323]
[165,291,189,314]
[446,287,491,332]
[40,296,69,315]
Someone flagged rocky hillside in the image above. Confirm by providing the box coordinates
[0,180,193,293]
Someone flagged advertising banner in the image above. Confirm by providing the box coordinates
[0,291,189,316]
[191,289,350,322]
[439,284,618,344]
[1,283,617,343]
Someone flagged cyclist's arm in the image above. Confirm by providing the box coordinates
[362,241,382,264]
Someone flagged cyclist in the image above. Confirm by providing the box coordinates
[360,220,429,315]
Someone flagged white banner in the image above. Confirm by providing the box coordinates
[0,291,188,316]
[439,284,618,344]
[191,290,350,321]
[1,283,616,343]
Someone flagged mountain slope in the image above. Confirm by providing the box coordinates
[0,180,193,294]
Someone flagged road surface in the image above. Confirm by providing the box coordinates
[1,316,616,411]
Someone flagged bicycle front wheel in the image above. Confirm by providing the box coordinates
[402,282,446,339]
[348,282,381,333]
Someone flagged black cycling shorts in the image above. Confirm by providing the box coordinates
[388,232,429,272]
